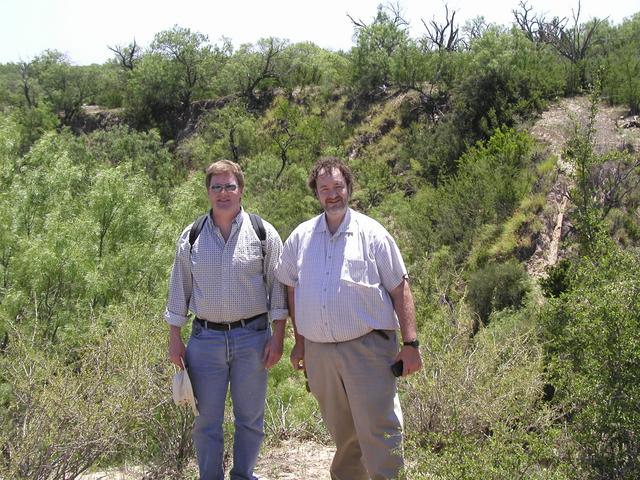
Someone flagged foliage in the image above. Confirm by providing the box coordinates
[451,29,564,142]
[540,84,640,479]
[349,4,416,97]
[29,51,100,125]
[602,14,640,114]
[466,260,531,325]
[125,26,229,139]
[398,127,536,262]
[0,130,168,345]
[181,101,259,168]
[214,37,288,104]
[85,125,183,203]
[280,42,350,97]
[0,299,195,480]
[403,303,565,478]
[541,245,640,479]
[264,328,328,443]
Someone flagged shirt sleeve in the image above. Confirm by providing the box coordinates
[274,231,299,287]
[374,232,408,293]
[164,225,193,327]
[263,222,288,321]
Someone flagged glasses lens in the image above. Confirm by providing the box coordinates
[210,183,237,193]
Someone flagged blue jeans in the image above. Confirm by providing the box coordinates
[186,315,269,480]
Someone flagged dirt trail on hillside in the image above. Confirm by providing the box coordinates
[526,96,638,277]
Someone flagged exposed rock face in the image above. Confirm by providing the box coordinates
[526,97,640,278]
[72,105,126,134]
[175,95,240,143]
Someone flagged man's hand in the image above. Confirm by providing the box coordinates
[263,319,286,369]
[394,345,422,377]
[169,325,186,368]
[290,341,305,371]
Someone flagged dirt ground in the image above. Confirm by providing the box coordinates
[78,440,334,480]
[254,440,334,480]
[529,95,638,157]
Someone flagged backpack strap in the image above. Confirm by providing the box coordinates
[189,212,209,252]
[248,212,267,258]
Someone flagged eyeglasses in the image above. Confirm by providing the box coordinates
[210,183,238,193]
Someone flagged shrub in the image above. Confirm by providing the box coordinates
[402,305,566,478]
[539,259,572,298]
[0,299,196,480]
[466,260,531,325]
[541,246,640,479]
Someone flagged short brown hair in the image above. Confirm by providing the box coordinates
[205,160,245,191]
[307,156,353,196]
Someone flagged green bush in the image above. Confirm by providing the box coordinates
[539,259,572,298]
[0,298,194,480]
[467,260,530,325]
[451,29,564,143]
[541,246,640,479]
[402,304,565,478]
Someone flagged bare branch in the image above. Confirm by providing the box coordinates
[108,39,140,70]
[421,4,461,51]
[347,13,367,29]
[513,1,543,42]
[386,1,409,28]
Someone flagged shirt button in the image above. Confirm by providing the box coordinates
[322,305,326,308]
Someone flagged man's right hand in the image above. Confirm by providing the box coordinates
[169,326,186,368]
[290,340,305,371]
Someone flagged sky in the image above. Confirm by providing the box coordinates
[2,0,638,65]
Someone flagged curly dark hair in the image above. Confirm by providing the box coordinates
[307,156,353,196]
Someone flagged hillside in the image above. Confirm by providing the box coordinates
[74,95,640,480]
[527,96,640,277]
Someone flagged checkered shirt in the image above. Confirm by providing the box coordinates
[165,209,288,327]
[275,208,407,343]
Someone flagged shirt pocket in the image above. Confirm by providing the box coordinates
[233,241,264,277]
[341,258,369,285]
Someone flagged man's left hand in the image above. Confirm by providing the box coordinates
[394,345,423,377]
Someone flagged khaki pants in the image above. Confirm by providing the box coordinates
[305,330,404,480]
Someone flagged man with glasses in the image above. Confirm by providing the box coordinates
[165,159,287,480]
[275,156,422,480]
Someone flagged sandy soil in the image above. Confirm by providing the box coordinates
[78,440,334,480]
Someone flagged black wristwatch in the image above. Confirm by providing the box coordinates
[403,339,420,348]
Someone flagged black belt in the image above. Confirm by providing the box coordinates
[195,312,267,331]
